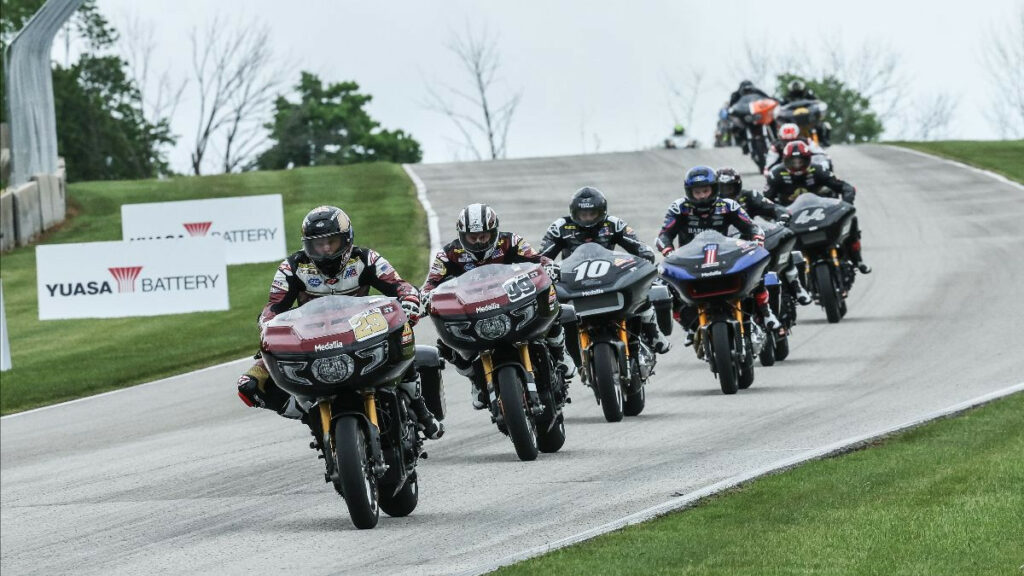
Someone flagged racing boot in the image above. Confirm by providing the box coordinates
[790,280,812,305]
[399,370,445,439]
[237,364,299,418]
[546,327,577,379]
[639,307,672,354]
[683,328,696,347]
[755,289,781,331]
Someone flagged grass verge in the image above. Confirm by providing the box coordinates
[0,163,427,415]
[887,139,1024,183]
[492,393,1024,576]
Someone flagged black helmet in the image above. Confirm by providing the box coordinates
[684,165,719,210]
[456,203,500,261]
[569,186,608,228]
[715,167,743,200]
[738,80,755,93]
[301,205,354,276]
[787,79,806,97]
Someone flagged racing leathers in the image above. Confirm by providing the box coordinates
[656,197,779,340]
[422,232,577,409]
[237,247,443,438]
[540,216,670,353]
[763,162,869,272]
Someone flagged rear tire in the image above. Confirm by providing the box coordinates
[739,340,755,390]
[334,416,380,529]
[775,335,791,361]
[815,262,842,323]
[759,330,776,367]
[710,323,739,395]
[593,343,624,422]
[497,366,539,461]
[536,413,566,453]
[379,472,418,518]
[623,386,646,417]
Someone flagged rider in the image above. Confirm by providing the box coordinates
[764,122,831,174]
[763,141,871,274]
[728,80,775,155]
[540,186,672,354]
[716,167,813,306]
[657,166,781,345]
[782,79,817,103]
[236,205,444,439]
[422,203,578,409]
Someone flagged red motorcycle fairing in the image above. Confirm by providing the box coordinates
[262,295,408,354]
[429,262,552,317]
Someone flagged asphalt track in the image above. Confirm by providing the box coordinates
[2,146,1022,575]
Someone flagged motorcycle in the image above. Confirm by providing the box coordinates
[660,231,771,394]
[430,263,571,461]
[728,94,779,172]
[750,218,801,365]
[554,244,674,422]
[714,107,734,147]
[261,295,446,529]
[784,193,857,323]
[775,99,829,146]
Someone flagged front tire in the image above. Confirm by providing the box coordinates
[497,366,539,461]
[379,472,418,518]
[710,323,739,395]
[815,262,842,323]
[334,416,380,529]
[593,343,624,422]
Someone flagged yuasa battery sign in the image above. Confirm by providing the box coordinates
[36,239,229,320]
[121,195,286,264]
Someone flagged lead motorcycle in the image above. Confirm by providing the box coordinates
[555,244,673,422]
[261,295,445,529]
[430,263,571,461]
[728,94,779,172]
[784,193,857,324]
[660,231,771,394]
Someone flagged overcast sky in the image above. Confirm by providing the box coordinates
[92,0,1022,170]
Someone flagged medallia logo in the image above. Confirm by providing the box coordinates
[108,266,144,293]
[183,222,213,236]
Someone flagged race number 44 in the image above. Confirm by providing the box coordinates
[794,208,826,225]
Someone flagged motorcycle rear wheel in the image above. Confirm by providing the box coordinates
[593,343,624,422]
[497,366,539,461]
[623,385,646,417]
[815,262,842,323]
[710,323,739,395]
[379,472,418,518]
[739,339,755,390]
[335,416,380,529]
[775,334,791,361]
[536,413,566,453]
[759,330,776,367]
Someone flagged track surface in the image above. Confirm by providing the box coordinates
[3,146,1022,575]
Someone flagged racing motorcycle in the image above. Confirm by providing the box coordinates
[261,295,446,529]
[660,231,771,394]
[430,263,571,461]
[784,193,857,323]
[775,99,829,146]
[751,218,801,365]
[554,244,673,422]
[728,94,779,172]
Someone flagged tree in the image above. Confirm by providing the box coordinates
[777,73,883,144]
[983,7,1024,138]
[255,72,422,170]
[425,24,521,160]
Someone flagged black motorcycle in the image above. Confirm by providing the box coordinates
[661,231,771,394]
[261,295,445,529]
[727,94,779,172]
[749,217,801,365]
[784,193,857,323]
[775,99,829,146]
[555,244,673,421]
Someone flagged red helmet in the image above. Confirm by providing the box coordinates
[778,123,800,142]
[783,141,812,175]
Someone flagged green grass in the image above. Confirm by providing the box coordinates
[494,393,1024,576]
[888,139,1024,183]
[0,163,427,415]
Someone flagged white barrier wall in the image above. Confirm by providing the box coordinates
[121,195,286,265]
[36,238,229,320]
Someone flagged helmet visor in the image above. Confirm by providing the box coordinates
[573,208,602,227]
[302,231,351,265]
[718,182,741,199]
[784,156,810,173]
[460,231,494,253]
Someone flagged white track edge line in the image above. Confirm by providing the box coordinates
[882,144,1024,191]
[1,356,252,420]
[459,381,1024,576]
[404,163,441,257]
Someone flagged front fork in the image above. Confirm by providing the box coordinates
[693,302,746,361]
[318,393,386,480]
[576,321,630,385]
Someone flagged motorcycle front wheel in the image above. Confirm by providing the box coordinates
[815,262,842,323]
[593,343,624,422]
[497,366,539,461]
[335,416,380,529]
[710,323,739,394]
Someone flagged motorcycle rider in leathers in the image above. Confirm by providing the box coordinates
[763,141,871,274]
[763,122,832,175]
[715,167,813,306]
[539,186,672,354]
[422,203,577,410]
[237,205,444,439]
[657,166,782,345]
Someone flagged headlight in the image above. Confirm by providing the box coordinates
[511,301,537,330]
[356,343,388,375]
[312,354,354,383]
[444,321,474,342]
[475,314,511,339]
[279,361,312,386]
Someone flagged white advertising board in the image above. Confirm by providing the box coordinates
[121,195,286,264]
[36,238,229,320]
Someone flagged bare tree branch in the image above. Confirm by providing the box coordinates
[664,67,704,130]
[423,23,522,160]
[911,93,959,140]
[983,7,1024,138]
[120,14,187,138]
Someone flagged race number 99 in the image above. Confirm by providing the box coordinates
[503,274,536,303]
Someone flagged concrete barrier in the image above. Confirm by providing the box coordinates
[0,191,14,252]
[11,182,42,246]
[33,173,64,229]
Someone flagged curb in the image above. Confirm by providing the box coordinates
[883,145,1024,191]
[459,381,1024,576]
[404,164,441,256]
